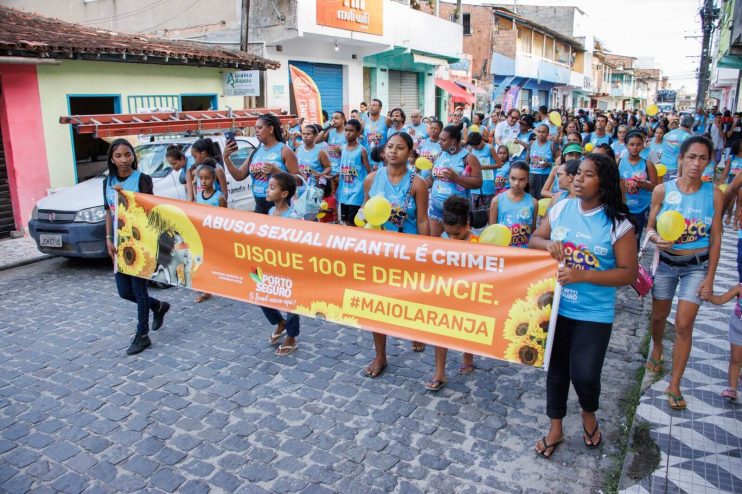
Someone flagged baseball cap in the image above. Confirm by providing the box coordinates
[562,143,583,156]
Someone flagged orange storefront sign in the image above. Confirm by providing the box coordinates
[316,0,383,36]
[114,192,559,369]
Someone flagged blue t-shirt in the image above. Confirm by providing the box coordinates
[497,192,535,248]
[337,144,367,207]
[368,167,417,234]
[105,170,142,212]
[406,123,429,147]
[250,142,286,198]
[648,139,665,163]
[660,129,691,171]
[268,205,300,219]
[362,115,389,150]
[417,138,442,181]
[494,160,511,195]
[529,141,554,175]
[729,156,742,176]
[430,148,469,209]
[549,198,633,323]
[296,143,324,180]
[325,129,346,175]
[658,179,714,251]
[196,190,223,207]
[584,132,613,147]
[470,145,495,196]
[619,156,652,214]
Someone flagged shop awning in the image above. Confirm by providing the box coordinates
[412,53,448,66]
[454,80,486,95]
[435,79,476,104]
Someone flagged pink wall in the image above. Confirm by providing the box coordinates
[0,64,50,233]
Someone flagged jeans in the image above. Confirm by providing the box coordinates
[254,197,274,215]
[628,208,649,250]
[261,307,300,338]
[546,315,613,419]
[115,272,161,335]
[652,258,708,305]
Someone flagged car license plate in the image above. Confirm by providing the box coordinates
[39,234,62,247]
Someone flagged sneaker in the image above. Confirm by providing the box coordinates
[126,333,151,355]
[152,301,170,331]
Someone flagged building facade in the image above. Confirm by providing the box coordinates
[710,0,742,112]
[248,0,462,119]
[0,6,276,236]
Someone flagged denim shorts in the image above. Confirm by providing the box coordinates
[652,259,708,305]
[729,313,742,346]
[428,201,444,223]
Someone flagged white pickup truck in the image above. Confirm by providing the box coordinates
[29,136,257,258]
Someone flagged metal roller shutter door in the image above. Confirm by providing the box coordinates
[289,61,344,117]
[387,71,419,116]
[0,135,16,238]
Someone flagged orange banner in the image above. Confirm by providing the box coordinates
[115,192,559,369]
[289,65,324,125]
[316,0,383,36]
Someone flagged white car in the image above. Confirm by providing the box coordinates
[29,135,257,258]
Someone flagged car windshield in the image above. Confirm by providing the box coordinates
[134,143,182,178]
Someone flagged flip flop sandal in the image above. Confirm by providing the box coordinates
[645,357,664,373]
[269,328,286,345]
[275,344,297,356]
[583,422,602,449]
[364,363,387,378]
[665,390,687,410]
[424,379,447,391]
[195,293,212,303]
[721,387,738,401]
[458,365,475,375]
[411,342,425,353]
[535,436,563,459]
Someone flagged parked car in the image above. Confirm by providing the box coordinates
[29,135,257,258]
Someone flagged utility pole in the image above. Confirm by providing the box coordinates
[695,0,719,110]
[240,0,250,52]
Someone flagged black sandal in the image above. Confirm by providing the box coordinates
[583,422,602,449]
[535,436,562,459]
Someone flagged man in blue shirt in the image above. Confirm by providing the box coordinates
[582,114,613,147]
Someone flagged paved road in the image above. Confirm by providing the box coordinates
[0,257,646,493]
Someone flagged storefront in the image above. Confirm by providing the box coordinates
[0,6,276,233]
[256,0,462,120]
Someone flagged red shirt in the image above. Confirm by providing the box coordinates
[319,195,337,223]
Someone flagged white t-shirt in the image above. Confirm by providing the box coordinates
[494,121,519,144]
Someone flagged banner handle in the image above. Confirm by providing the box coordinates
[542,264,563,371]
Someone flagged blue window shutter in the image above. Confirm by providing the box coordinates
[289,61,344,117]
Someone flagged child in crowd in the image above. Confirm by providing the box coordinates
[265,172,301,356]
[338,119,371,225]
[700,284,742,401]
[191,160,226,303]
[316,176,337,224]
[489,161,537,248]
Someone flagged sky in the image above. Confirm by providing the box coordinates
[461,0,704,91]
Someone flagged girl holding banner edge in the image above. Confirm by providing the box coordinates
[529,153,637,458]
[363,132,430,377]
[223,114,299,215]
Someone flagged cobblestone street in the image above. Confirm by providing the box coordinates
[0,257,647,493]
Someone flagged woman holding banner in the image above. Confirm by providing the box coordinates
[223,114,299,214]
[646,136,722,410]
[530,153,637,458]
[363,132,430,377]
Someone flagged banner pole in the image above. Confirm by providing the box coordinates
[542,265,563,372]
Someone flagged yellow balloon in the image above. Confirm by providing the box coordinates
[719,183,729,192]
[468,124,481,134]
[646,104,659,116]
[538,198,551,217]
[584,143,595,152]
[549,111,562,127]
[363,195,392,226]
[415,157,433,170]
[655,163,667,177]
[353,209,366,227]
[657,210,686,242]
[479,224,512,246]
[363,223,382,230]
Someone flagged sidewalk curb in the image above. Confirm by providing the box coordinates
[0,254,53,272]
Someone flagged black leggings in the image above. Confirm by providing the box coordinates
[546,315,613,419]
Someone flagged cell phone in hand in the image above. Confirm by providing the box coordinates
[224,131,236,145]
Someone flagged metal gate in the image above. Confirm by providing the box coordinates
[0,132,16,238]
[387,71,420,116]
